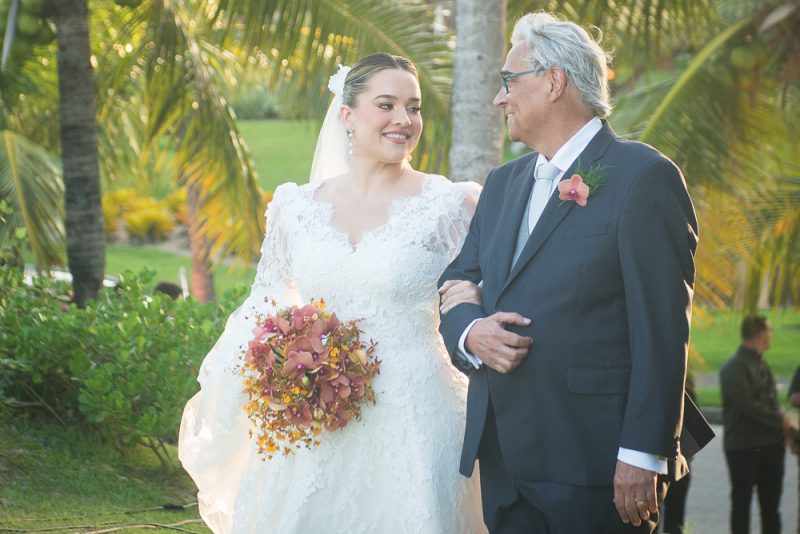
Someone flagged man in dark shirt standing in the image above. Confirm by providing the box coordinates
[720,315,788,534]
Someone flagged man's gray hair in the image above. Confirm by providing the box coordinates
[511,12,612,118]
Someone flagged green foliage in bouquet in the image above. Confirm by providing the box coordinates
[0,267,246,464]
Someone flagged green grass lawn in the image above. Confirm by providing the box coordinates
[690,308,800,378]
[690,308,800,408]
[238,119,521,188]
[0,417,208,532]
[105,244,255,297]
[237,119,319,192]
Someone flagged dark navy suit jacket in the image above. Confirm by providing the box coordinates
[439,122,703,486]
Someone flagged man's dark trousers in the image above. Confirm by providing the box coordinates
[724,441,785,534]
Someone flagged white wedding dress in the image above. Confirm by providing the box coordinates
[179,174,487,533]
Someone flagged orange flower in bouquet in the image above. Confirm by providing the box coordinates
[239,299,380,459]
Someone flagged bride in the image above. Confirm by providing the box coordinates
[179,53,488,533]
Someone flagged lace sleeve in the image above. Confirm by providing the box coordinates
[252,184,296,297]
[439,181,481,263]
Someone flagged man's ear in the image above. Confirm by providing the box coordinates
[547,68,567,101]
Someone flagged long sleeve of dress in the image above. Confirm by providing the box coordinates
[435,180,481,375]
[178,183,298,534]
[439,181,480,264]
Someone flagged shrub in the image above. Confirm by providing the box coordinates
[102,201,120,235]
[164,187,189,227]
[0,268,248,463]
[103,188,143,218]
[102,190,178,242]
[230,86,281,120]
[103,188,144,239]
[0,267,81,418]
[122,202,175,242]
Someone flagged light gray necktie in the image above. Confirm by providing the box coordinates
[512,161,560,266]
[528,161,560,233]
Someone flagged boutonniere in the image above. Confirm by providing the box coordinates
[558,162,606,207]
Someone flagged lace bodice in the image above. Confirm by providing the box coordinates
[180,174,486,533]
[255,174,474,319]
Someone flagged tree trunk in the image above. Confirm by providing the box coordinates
[187,184,216,303]
[448,0,506,184]
[53,0,104,307]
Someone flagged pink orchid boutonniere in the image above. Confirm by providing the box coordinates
[558,162,606,207]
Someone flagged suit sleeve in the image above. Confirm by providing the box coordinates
[437,174,494,373]
[617,158,699,458]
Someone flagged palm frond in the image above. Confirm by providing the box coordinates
[506,0,716,58]
[134,0,264,263]
[215,0,454,173]
[638,16,753,144]
[0,129,64,266]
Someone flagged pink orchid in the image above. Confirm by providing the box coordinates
[292,304,318,330]
[243,340,276,368]
[286,401,313,426]
[282,350,315,378]
[252,319,279,342]
[558,174,591,207]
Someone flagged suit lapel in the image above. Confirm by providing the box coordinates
[492,155,537,288]
[501,122,617,294]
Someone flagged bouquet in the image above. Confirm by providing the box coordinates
[239,299,380,459]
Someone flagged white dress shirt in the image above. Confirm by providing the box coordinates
[453,117,668,474]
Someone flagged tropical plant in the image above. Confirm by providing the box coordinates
[607,0,800,309]
[213,0,455,172]
[449,0,505,184]
[1,0,265,303]
[3,0,798,312]
[480,0,800,309]
[52,0,106,307]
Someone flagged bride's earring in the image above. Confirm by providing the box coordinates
[347,129,353,155]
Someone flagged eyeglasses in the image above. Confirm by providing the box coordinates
[501,67,545,94]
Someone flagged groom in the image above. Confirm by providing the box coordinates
[439,12,708,534]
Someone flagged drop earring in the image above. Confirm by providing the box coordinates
[347,129,353,155]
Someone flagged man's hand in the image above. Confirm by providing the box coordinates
[613,460,658,527]
[439,280,482,314]
[465,312,532,374]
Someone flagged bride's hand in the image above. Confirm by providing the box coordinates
[438,280,482,315]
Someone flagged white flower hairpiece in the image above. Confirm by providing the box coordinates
[327,64,352,97]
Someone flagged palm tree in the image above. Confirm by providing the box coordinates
[50,0,105,307]
[0,0,65,269]
[4,0,798,312]
[449,0,506,183]
[214,0,455,172]
[463,0,799,309]
[609,1,800,309]
[2,0,264,303]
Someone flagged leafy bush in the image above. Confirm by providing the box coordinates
[0,267,247,462]
[102,190,176,242]
[0,267,81,418]
[164,187,189,227]
[121,202,175,242]
[230,86,281,120]
[102,201,121,234]
[102,188,142,218]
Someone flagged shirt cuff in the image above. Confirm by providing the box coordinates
[457,318,483,369]
[617,448,668,474]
